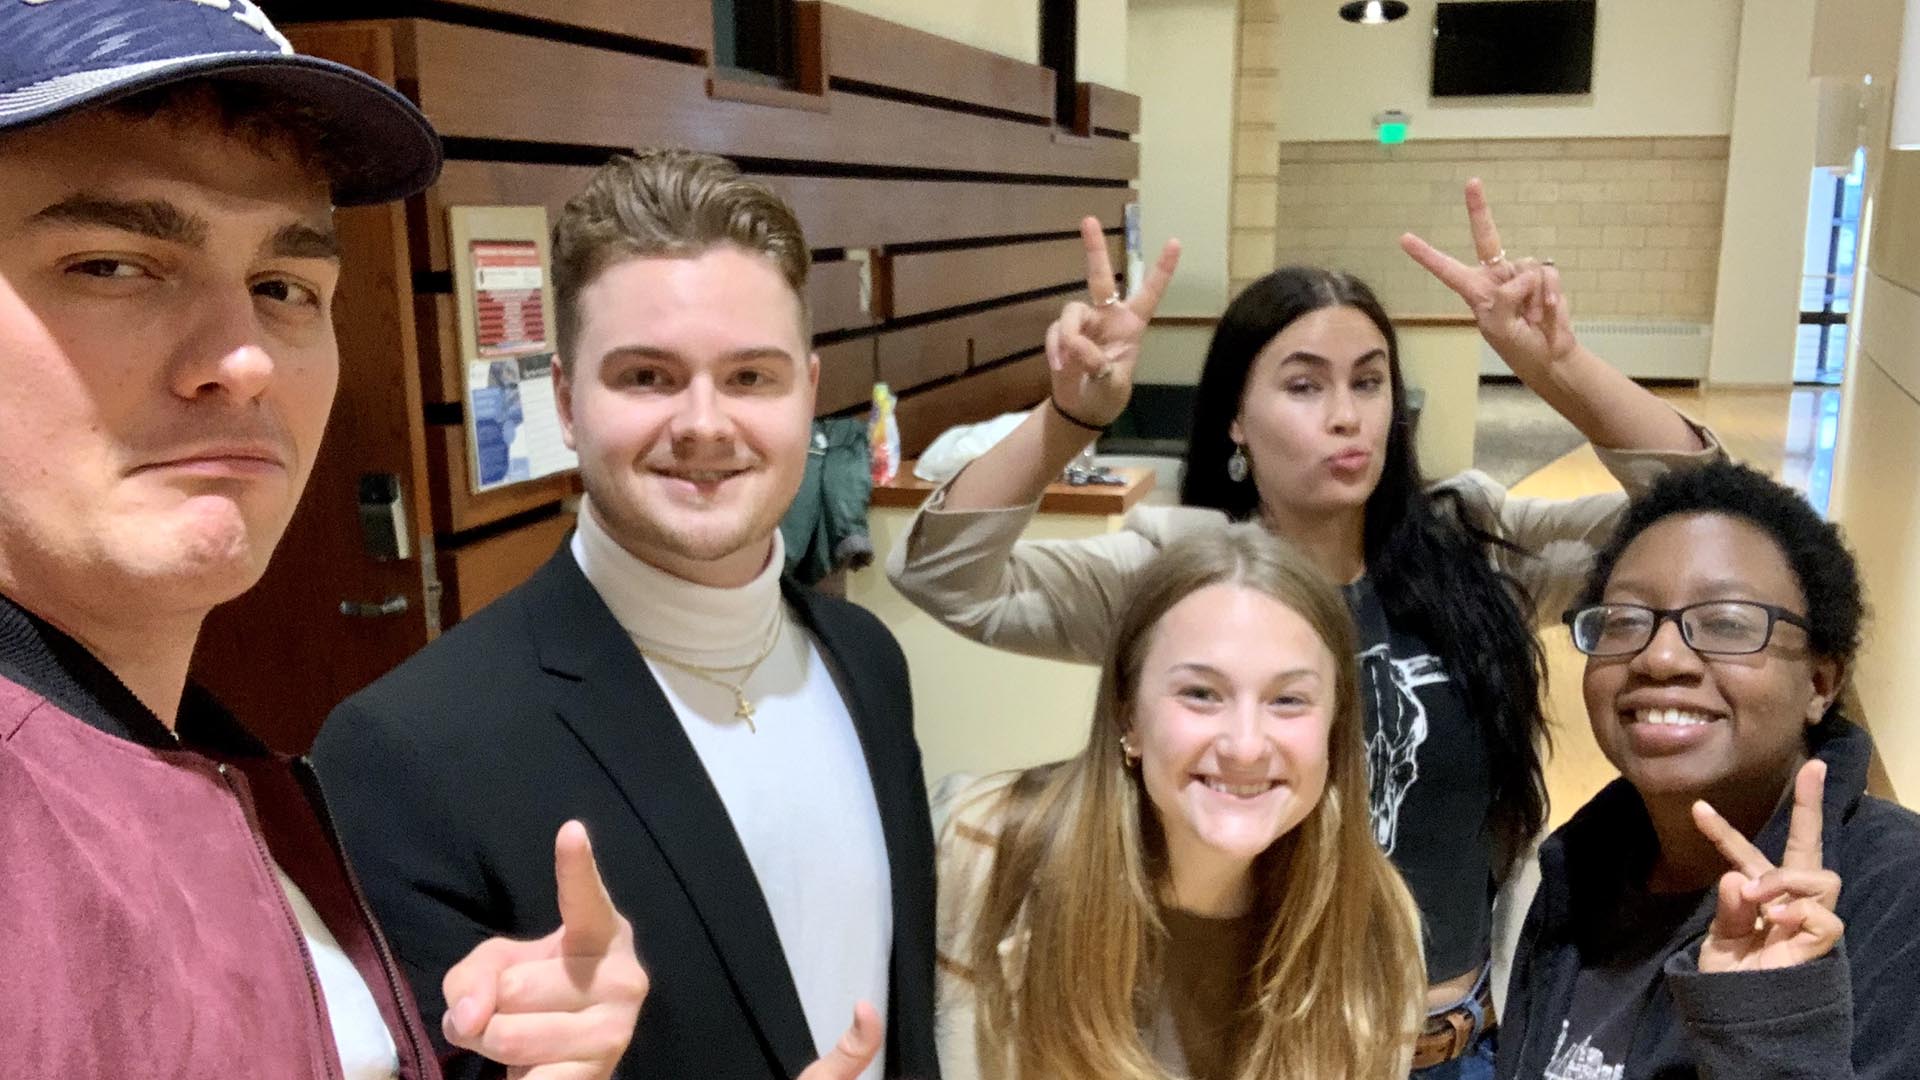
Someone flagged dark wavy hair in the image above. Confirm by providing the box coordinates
[1179,266,1549,876]
[1576,461,1865,670]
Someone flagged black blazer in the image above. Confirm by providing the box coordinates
[313,545,939,1080]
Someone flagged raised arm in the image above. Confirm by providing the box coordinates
[1401,179,1704,455]
[939,217,1181,512]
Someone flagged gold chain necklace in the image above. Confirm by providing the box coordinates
[637,620,783,732]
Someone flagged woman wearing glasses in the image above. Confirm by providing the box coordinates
[1503,461,1920,1079]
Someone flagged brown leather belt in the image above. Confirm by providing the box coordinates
[1411,975,1496,1070]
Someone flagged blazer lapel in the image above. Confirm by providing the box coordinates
[526,549,818,1076]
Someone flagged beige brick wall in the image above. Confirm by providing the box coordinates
[1229,0,1283,298]
[1269,137,1730,321]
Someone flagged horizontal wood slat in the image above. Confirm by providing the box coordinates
[1076,83,1142,136]
[874,294,1064,392]
[890,235,1120,318]
[754,176,1132,254]
[808,259,874,335]
[427,424,572,534]
[816,337,877,416]
[441,509,575,621]
[821,4,1054,121]
[893,353,1050,458]
[425,160,1132,272]
[401,22,1136,180]
[436,0,712,53]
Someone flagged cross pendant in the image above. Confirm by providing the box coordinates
[733,690,757,733]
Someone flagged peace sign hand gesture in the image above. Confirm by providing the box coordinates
[1691,760,1845,974]
[1045,216,1182,430]
[1399,178,1577,382]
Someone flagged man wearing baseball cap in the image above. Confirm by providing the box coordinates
[0,3,876,1078]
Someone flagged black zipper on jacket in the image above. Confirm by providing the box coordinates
[295,756,434,1080]
[215,759,347,1080]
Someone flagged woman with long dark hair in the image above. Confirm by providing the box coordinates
[888,182,1721,1077]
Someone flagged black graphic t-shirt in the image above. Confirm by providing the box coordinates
[1343,575,1493,983]
[1543,888,1704,1080]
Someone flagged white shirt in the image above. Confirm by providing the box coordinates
[573,502,894,1079]
[274,864,400,1080]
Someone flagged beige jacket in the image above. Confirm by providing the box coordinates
[930,772,1018,1080]
[885,430,1724,664]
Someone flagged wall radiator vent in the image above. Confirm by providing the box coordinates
[1479,320,1711,380]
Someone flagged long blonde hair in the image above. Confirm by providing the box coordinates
[966,524,1424,1079]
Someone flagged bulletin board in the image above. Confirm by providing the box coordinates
[447,205,577,493]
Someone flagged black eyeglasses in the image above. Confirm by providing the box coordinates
[1562,601,1812,658]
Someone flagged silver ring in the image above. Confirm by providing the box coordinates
[1479,249,1507,267]
[1094,294,1122,308]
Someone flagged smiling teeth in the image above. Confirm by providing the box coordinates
[1204,779,1275,797]
[1638,708,1713,727]
[670,471,734,483]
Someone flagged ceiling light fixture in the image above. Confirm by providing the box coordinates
[1339,1,1410,24]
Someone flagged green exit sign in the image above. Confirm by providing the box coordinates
[1377,121,1408,145]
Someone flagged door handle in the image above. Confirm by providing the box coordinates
[339,595,410,618]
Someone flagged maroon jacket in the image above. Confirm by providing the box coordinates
[0,596,441,1080]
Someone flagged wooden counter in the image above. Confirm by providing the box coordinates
[870,463,1157,515]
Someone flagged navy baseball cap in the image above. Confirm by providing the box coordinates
[0,0,442,205]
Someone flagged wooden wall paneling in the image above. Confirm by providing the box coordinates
[398,21,1137,180]
[874,293,1067,393]
[419,161,602,275]
[756,176,1134,255]
[889,235,1122,318]
[424,162,1135,272]
[808,258,875,335]
[441,510,576,622]
[820,3,1055,121]
[816,337,878,415]
[427,424,573,535]
[418,294,462,404]
[434,0,712,53]
[874,321,970,394]
[194,22,435,751]
[969,294,1067,366]
[893,353,1051,457]
[1075,83,1142,137]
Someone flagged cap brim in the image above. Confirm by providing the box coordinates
[1,52,442,206]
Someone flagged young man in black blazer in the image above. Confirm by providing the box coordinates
[315,150,937,1080]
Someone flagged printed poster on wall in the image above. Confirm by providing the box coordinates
[448,207,577,493]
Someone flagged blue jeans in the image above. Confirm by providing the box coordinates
[1411,965,1497,1080]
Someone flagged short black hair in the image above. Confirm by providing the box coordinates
[1577,461,1865,662]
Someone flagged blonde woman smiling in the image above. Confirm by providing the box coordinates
[933,525,1425,1080]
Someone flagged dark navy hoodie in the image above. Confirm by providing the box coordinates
[1498,716,1920,1080]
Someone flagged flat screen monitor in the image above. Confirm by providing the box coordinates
[1431,0,1597,97]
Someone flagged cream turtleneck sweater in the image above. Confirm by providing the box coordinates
[571,500,892,1079]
